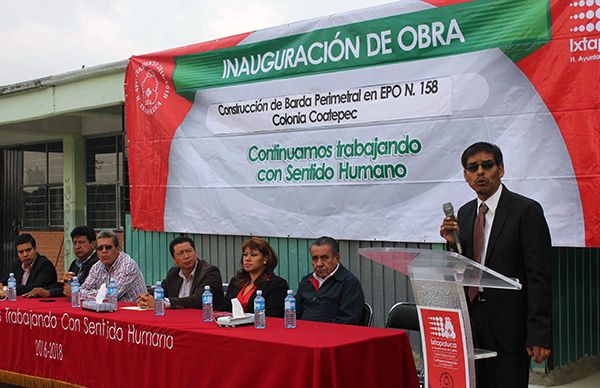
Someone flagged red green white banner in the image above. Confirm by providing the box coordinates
[125,0,600,247]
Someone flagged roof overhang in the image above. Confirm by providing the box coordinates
[0,60,128,146]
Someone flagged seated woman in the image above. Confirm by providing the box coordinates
[225,237,288,317]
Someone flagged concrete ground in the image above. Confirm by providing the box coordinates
[529,356,600,388]
[530,371,600,388]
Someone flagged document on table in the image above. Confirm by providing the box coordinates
[121,306,153,311]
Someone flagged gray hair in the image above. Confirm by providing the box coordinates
[97,230,120,248]
[310,236,340,256]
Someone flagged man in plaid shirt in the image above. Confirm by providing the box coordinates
[81,230,146,302]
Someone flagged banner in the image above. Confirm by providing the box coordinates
[418,306,469,388]
[125,0,600,247]
[0,299,418,387]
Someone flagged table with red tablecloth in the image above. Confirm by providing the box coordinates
[0,297,418,388]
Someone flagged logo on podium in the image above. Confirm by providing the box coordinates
[418,307,468,388]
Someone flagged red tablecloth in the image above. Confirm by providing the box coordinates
[0,297,418,388]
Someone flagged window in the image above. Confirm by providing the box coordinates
[22,142,64,228]
[86,135,129,229]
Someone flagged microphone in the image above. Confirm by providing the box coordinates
[442,202,463,254]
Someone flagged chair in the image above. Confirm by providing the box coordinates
[359,302,373,327]
[386,302,419,330]
[386,302,424,388]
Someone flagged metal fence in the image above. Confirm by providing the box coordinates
[0,148,21,276]
[552,247,600,368]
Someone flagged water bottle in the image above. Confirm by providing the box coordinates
[202,285,213,322]
[71,276,81,308]
[284,289,296,329]
[7,273,17,301]
[254,290,266,329]
[107,279,118,312]
[154,281,165,316]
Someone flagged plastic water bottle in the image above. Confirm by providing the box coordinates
[7,273,17,301]
[154,281,165,316]
[254,290,266,329]
[71,276,81,308]
[107,279,118,312]
[202,285,213,322]
[284,289,296,329]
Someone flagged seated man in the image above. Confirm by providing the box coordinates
[0,233,57,296]
[23,226,99,298]
[296,236,365,325]
[80,230,146,302]
[137,236,225,310]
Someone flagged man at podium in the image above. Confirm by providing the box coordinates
[440,142,552,388]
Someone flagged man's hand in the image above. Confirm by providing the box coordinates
[440,216,460,248]
[62,271,75,283]
[527,346,551,364]
[23,288,50,298]
[136,293,155,309]
[63,282,72,297]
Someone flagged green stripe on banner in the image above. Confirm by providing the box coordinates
[501,0,552,63]
[173,0,550,101]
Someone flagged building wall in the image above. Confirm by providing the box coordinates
[17,231,65,279]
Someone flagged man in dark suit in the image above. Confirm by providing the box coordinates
[0,233,57,296]
[23,226,99,298]
[441,142,552,388]
[137,236,225,310]
[296,236,365,325]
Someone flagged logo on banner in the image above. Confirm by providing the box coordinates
[134,61,171,115]
[568,1,600,64]
[440,372,454,388]
[429,316,457,339]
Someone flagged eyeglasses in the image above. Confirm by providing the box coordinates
[465,160,495,172]
[174,248,194,258]
[97,244,114,251]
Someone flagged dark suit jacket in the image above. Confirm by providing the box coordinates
[46,252,99,297]
[296,264,365,325]
[458,185,552,352]
[224,273,288,317]
[1,254,57,296]
[162,259,225,310]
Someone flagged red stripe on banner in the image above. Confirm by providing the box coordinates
[125,32,253,231]
[517,1,600,246]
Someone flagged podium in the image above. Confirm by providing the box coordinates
[359,247,521,388]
